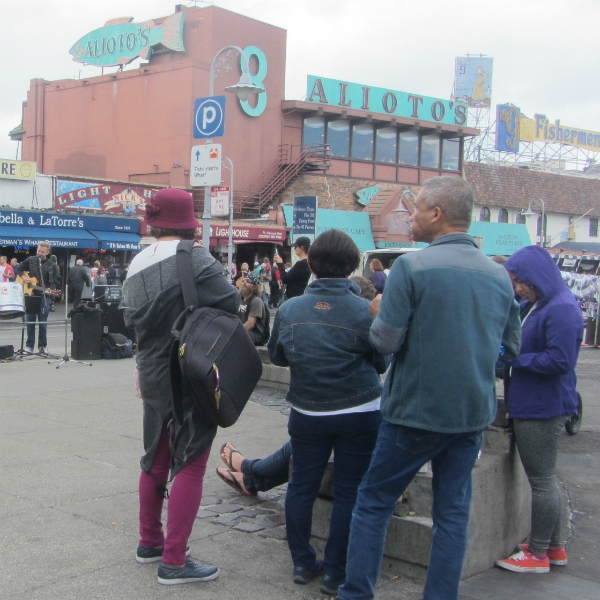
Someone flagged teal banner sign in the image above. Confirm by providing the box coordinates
[283,206,375,251]
[70,13,185,67]
[307,76,468,126]
[376,241,428,249]
[468,222,531,256]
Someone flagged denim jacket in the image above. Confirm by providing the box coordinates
[268,278,389,411]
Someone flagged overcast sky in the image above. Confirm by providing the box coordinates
[1,0,599,161]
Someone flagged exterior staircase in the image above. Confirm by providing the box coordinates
[238,144,331,217]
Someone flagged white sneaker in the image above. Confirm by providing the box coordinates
[39,346,48,355]
[26,346,34,353]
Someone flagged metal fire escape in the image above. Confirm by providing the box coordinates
[237,143,331,217]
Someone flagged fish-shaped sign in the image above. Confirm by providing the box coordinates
[70,12,185,67]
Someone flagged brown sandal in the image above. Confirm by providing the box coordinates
[215,467,252,496]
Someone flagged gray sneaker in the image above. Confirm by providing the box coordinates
[136,544,190,564]
[157,558,219,585]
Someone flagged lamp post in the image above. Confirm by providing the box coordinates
[521,198,546,247]
[221,157,235,282]
[201,46,264,250]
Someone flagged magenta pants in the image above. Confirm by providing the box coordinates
[138,424,211,566]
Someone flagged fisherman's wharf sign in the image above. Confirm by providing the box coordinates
[70,12,185,67]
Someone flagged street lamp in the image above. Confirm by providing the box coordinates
[394,189,415,213]
[201,46,265,250]
[520,198,546,247]
[221,157,235,282]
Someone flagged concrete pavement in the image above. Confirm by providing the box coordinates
[1,327,599,598]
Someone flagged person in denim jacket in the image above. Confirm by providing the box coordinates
[268,229,389,596]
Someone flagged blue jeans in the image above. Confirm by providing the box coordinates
[25,295,51,349]
[241,440,291,493]
[339,421,482,600]
[286,408,382,583]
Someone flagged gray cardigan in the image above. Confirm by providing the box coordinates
[122,246,239,476]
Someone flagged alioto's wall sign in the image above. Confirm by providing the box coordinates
[307,76,468,126]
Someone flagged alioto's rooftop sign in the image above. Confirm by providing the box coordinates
[69,12,185,67]
[307,76,468,126]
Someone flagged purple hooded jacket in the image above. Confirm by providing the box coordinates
[504,245,583,419]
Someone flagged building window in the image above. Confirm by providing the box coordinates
[351,124,374,161]
[302,117,325,149]
[398,131,419,166]
[375,127,397,163]
[327,120,350,158]
[590,218,598,237]
[515,212,526,224]
[420,134,441,169]
[498,208,508,223]
[480,207,490,222]
[441,138,460,171]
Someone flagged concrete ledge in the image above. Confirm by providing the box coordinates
[257,346,290,386]
[311,427,531,580]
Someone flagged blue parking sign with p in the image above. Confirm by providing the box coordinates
[193,96,226,139]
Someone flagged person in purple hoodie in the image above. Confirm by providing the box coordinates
[496,245,583,574]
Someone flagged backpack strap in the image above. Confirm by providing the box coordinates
[176,240,198,311]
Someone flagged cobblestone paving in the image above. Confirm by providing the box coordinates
[201,484,288,539]
[201,382,290,538]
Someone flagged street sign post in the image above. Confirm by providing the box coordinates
[292,195,318,237]
[190,144,222,187]
[292,195,318,264]
[193,95,226,139]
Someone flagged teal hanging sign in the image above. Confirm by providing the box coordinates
[70,13,185,67]
[307,75,468,126]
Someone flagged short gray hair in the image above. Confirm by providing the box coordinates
[422,176,473,226]
[76,259,84,265]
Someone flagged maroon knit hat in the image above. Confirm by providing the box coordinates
[145,188,200,230]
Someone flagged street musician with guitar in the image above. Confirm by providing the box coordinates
[16,242,60,354]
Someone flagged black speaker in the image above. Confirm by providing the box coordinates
[86,301,135,340]
[71,310,102,360]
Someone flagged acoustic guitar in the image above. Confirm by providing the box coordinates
[16,272,62,297]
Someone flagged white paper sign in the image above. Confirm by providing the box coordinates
[211,186,230,216]
[190,144,222,187]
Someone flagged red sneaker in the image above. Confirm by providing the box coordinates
[519,543,568,566]
[496,550,550,573]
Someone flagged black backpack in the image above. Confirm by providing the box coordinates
[170,241,262,428]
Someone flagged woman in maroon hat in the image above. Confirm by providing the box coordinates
[122,188,239,586]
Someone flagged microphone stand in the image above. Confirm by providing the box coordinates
[48,263,92,369]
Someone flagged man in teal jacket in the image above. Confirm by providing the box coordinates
[339,177,521,600]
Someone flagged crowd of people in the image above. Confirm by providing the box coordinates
[122,178,583,598]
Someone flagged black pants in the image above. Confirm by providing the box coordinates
[70,287,83,309]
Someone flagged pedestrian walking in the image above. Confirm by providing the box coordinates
[67,258,91,309]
